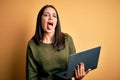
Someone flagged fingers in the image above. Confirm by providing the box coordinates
[75,68,78,79]
[75,63,85,79]
[81,63,85,76]
[75,63,91,80]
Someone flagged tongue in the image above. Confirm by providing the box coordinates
[47,24,53,30]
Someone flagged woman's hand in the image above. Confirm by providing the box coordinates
[74,63,91,80]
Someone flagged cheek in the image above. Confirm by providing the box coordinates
[41,18,47,27]
[54,19,57,27]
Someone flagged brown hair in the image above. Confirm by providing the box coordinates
[32,5,65,51]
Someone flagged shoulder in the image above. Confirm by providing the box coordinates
[28,39,35,45]
[64,33,73,41]
[27,39,38,48]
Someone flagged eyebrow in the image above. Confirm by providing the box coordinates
[43,12,57,15]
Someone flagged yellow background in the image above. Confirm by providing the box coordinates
[0,0,120,80]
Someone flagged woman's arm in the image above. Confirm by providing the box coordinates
[26,45,38,80]
[67,33,76,55]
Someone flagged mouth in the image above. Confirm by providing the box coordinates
[47,21,54,30]
[48,22,53,26]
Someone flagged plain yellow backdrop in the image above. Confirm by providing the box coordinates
[0,0,120,80]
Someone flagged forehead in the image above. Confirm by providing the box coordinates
[44,7,57,14]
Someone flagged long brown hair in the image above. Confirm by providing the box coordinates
[32,5,65,51]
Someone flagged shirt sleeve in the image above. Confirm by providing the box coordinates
[26,44,38,80]
[66,33,76,55]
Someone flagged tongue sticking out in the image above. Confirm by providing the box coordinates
[47,22,53,30]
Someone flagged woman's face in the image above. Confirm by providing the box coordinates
[41,7,57,34]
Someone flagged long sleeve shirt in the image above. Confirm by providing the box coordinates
[26,33,76,80]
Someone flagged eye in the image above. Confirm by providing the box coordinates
[53,15,57,18]
[53,13,57,18]
[43,13,49,17]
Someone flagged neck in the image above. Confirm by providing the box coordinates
[42,33,54,44]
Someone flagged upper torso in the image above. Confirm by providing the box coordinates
[26,33,76,80]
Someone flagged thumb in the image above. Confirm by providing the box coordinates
[86,68,91,75]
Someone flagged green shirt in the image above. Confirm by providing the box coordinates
[26,33,76,80]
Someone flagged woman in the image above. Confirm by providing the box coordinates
[26,5,90,80]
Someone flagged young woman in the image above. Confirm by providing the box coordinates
[26,5,90,80]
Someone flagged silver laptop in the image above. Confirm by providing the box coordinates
[53,46,101,80]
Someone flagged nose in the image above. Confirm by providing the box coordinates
[49,14,53,20]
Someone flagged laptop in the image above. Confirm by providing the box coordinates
[53,46,101,80]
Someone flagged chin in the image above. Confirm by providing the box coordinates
[46,30,55,34]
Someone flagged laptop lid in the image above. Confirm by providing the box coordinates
[66,46,101,79]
